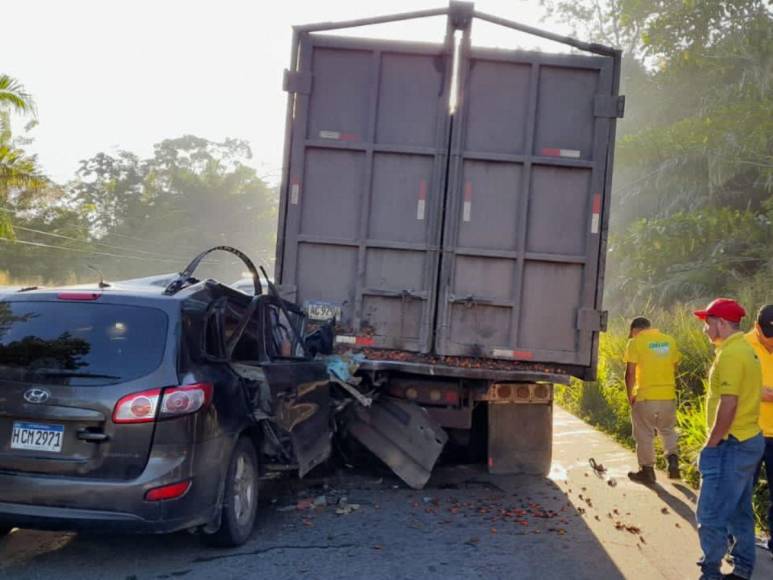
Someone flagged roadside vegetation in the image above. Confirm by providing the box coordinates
[544,0,772,531]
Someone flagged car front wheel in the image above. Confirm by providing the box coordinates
[202,436,259,547]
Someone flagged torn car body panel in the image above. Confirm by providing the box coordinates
[343,397,448,490]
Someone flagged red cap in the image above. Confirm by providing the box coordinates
[693,298,746,323]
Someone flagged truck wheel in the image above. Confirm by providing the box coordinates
[487,402,552,476]
[202,437,259,547]
[0,527,12,537]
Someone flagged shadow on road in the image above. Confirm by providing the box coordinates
[0,465,626,580]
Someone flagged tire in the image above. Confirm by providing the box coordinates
[202,437,259,547]
[0,527,12,538]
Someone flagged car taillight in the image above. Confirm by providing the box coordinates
[113,388,162,423]
[159,383,213,418]
[145,480,191,501]
[113,384,212,424]
[57,292,101,301]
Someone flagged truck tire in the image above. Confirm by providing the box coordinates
[0,527,12,537]
[487,402,552,476]
[202,437,259,547]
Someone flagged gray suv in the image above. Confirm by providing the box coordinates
[0,248,332,546]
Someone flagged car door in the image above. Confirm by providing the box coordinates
[234,295,332,478]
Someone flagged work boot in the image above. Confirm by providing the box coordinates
[667,454,681,479]
[628,466,656,485]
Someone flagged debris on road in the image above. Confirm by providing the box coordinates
[589,458,607,475]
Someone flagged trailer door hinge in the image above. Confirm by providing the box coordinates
[283,70,312,95]
[594,95,625,118]
[577,308,608,332]
[449,1,474,30]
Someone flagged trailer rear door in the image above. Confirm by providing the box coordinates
[435,46,618,367]
[278,34,453,353]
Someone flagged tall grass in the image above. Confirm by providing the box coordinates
[556,304,769,532]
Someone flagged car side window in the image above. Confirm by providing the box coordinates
[227,302,261,363]
[265,304,306,360]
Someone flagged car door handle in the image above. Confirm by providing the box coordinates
[77,430,109,442]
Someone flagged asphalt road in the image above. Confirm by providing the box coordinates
[2,407,771,580]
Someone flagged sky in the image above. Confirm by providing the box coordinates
[4,0,575,185]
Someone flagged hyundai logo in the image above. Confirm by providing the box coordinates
[24,388,51,404]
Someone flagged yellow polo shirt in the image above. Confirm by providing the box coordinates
[745,331,773,437]
[623,328,681,400]
[707,332,762,442]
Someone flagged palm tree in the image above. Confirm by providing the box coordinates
[0,74,36,117]
[0,76,45,238]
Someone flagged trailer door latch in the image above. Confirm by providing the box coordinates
[577,308,608,332]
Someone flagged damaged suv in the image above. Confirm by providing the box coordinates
[0,247,335,546]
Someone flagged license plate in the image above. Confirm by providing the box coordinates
[11,422,64,453]
[304,300,341,322]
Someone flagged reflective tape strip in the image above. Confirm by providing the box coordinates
[463,182,472,222]
[493,349,534,360]
[319,130,357,141]
[417,179,427,220]
[591,193,602,234]
[541,147,581,159]
[290,178,300,205]
[335,335,374,347]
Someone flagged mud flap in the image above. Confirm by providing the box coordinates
[345,397,448,489]
[488,402,553,475]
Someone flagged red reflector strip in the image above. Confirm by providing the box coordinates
[541,147,581,159]
[145,480,191,502]
[57,292,101,301]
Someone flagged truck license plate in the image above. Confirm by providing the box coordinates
[305,300,341,322]
[11,422,64,453]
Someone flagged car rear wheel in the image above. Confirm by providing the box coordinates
[202,436,259,547]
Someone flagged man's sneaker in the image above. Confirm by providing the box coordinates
[667,454,681,479]
[628,466,656,484]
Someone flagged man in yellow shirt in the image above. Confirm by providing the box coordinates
[694,298,763,580]
[623,317,681,484]
[746,304,773,554]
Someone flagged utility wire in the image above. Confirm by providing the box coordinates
[0,237,188,264]
[11,225,195,261]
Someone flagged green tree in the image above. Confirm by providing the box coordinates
[0,74,36,116]
[68,135,278,283]
[0,74,46,239]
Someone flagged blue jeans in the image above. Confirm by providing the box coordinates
[754,436,773,550]
[697,433,765,579]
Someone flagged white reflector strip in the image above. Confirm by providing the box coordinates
[463,201,472,222]
[319,130,341,140]
[590,213,600,234]
[560,149,581,158]
[417,199,426,221]
[290,183,300,205]
[492,349,514,359]
[335,336,356,345]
